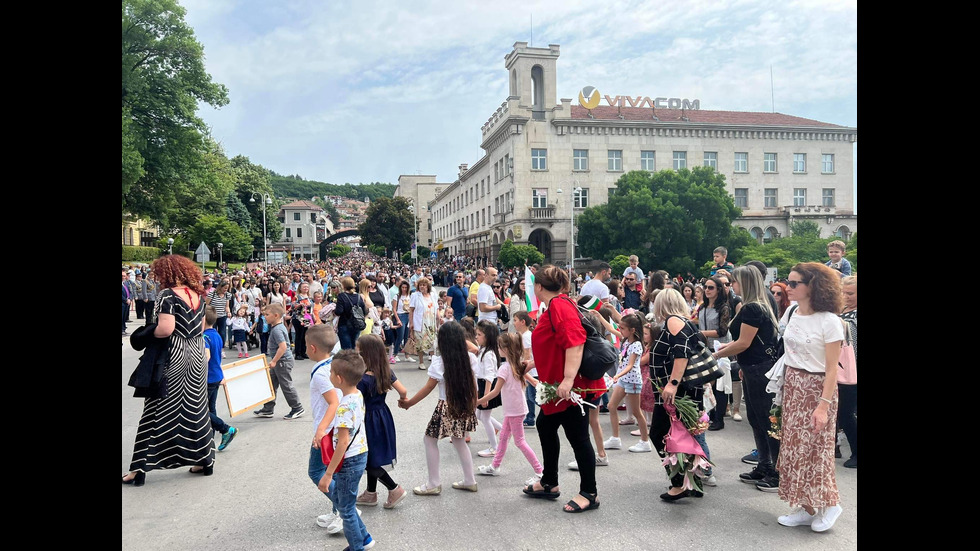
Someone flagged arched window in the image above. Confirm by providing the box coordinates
[531,65,544,119]
[763,226,778,243]
[750,227,763,244]
[835,225,851,240]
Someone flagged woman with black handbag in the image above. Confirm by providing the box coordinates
[713,266,782,492]
[650,288,713,501]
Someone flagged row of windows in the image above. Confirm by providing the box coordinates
[733,188,836,208]
[533,149,836,174]
[531,188,589,209]
[291,212,319,223]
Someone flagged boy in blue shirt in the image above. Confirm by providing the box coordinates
[203,306,238,451]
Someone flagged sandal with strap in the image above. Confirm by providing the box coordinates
[564,492,600,513]
[523,482,561,500]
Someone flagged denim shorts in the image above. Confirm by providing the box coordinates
[616,380,643,394]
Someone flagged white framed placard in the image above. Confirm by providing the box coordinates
[221,355,274,417]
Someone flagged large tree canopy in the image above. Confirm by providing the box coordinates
[577,168,749,277]
[122,0,229,230]
[358,197,414,254]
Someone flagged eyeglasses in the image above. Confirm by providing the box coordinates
[787,280,807,288]
[723,282,731,287]
[624,278,635,281]
[773,291,783,297]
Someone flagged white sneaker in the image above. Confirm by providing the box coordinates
[477,448,497,458]
[628,440,653,453]
[732,412,743,421]
[811,505,843,532]
[317,508,363,531]
[524,472,543,486]
[702,474,718,487]
[477,464,501,476]
[603,436,622,449]
[778,507,817,527]
[569,455,609,470]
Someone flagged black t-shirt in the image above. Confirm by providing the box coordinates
[729,302,778,366]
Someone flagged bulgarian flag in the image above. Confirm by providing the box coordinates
[524,265,539,320]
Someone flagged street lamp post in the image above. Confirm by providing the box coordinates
[556,184,582,275]
[249,193,273,263]
[216,242,223,268]
[408,204,425,266]
[167,238,174,255]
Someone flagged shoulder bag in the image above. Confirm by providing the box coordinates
[837,318,857,385]
[675,317,723,387]
[549,296,618,381]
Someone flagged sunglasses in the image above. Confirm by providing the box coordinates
[705,285,717,290]
[786,280,807,288]
[773,291,783,296]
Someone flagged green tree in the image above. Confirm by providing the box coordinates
[186,215,252,261]
[367,244,386,257]
[733,231,858,279]
[609,254,631,277]
[359,197,414,253]
[122,0,230,230]
[577,168,748,277]
[229,155,283,253]
[497,240,545,269]
[225,191,251,234]
[790,220,821,238]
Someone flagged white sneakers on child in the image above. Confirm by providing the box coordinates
[477,448,497,458]
[477,465,501,476]
[524,472,543,486]
[317,508,363,533]
[603,436,622,449]
[568,455,609,470]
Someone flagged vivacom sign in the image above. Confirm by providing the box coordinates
[579,86,700,110]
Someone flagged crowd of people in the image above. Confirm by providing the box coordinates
[123,240,856,547]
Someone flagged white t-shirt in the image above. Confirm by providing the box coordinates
[475,348,498,382]
[333,391,368,458]
[311,359,343,435]
[623,266,644,284]
[427,352,480,401]
[477,283,498,322]
[782,310,845,374]
[617,340,645,385]
[580,278,610,300]
[521,330,537,377]
[409,291,436,331]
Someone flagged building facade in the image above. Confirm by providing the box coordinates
[274,200,332,260]
[122,215,160,247]
[427,42,857,265]
[394,175,448,255]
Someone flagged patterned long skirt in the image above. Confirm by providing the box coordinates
[777,367,839,509]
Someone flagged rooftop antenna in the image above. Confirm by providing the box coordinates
[770,65,775,113]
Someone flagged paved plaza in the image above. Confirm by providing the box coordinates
[121,311,857,551]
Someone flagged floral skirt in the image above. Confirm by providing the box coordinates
[425,399,478,440]
[777,367,839,509]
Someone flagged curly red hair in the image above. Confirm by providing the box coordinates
[769,281,790,316]
[151,255,204,295]
[789,262,842,314]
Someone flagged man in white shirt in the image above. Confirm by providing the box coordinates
[580,262,611,301]
[477,267,502,322]
[622,255,644,286]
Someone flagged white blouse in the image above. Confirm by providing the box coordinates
[782,310,845,374]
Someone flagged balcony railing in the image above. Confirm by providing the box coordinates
[529,206,556,219]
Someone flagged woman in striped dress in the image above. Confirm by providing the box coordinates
[122,255,215,486]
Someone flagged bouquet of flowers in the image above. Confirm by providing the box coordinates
[535,381,607,415]
[655,381,709,436]
[768,404,782,440]
[655,381,713,492]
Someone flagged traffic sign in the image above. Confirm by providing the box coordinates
[430,251,437,259]
[195,241,211,263]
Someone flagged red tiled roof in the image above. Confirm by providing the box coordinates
[568,105,848,128]
[281,200,323,210]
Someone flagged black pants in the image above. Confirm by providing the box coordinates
[135,299,146,319]
[740,359,780,472]
[122,301,129,332]
[836,384,857,458]
[711,387,729,422]
[292,318,307,358]
[143,301,154,326]
[366,466,397,492]
[537,404,596,496]
[650,384,704,488]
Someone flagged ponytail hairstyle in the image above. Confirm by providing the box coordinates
[437,321,477,418]
[535,264,571,294]
[497,332,527,388]
[476,320,501,367]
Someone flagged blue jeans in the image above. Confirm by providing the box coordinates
[333,451,370,550]
[207,382,230,434]
[524,384,536,425]
[338,323,359,350]
[394,313,409,355]
[308,446,337,517]
[694,432,712,477]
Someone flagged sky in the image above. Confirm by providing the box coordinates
[182,0,857,203]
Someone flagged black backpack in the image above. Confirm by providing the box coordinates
[342,293,366,332]
[549,296,618,380]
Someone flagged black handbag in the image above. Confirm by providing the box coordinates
[679,320,723,387]
[343,293,366,332]
[549,296,618,381]
[497,302,510,324]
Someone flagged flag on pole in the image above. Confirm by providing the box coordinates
[524,265,539,319]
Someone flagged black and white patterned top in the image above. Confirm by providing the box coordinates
[840,309,857,363]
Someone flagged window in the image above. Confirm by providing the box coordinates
[532,188,548,208]
[285,228,291,238]
[608,188,616,202]
[734,152,748,173]
[531,149,547,170]
[734,188,748,208]
[703,152,717,169]
[296,227,303,238]
[607,150,623,171]
[793,153,806,173]
[494,165,499,182]
[293,212,301,221]
[822,188,835,207]
[764,188,778,208]
[574,188,589,208]
[673,151,687,170]
[504,154,510,175]
[573,149,589,171]
[822,154,835,173]
[794,188,807,206]
[764,153,777,173]
[640,150,655,171]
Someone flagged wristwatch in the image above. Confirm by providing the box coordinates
[669,379,679,386]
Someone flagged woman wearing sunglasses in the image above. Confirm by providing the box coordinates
[770,282,791,319]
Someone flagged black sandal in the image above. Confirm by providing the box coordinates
[523,482,561,500]
[564,492,600,513]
